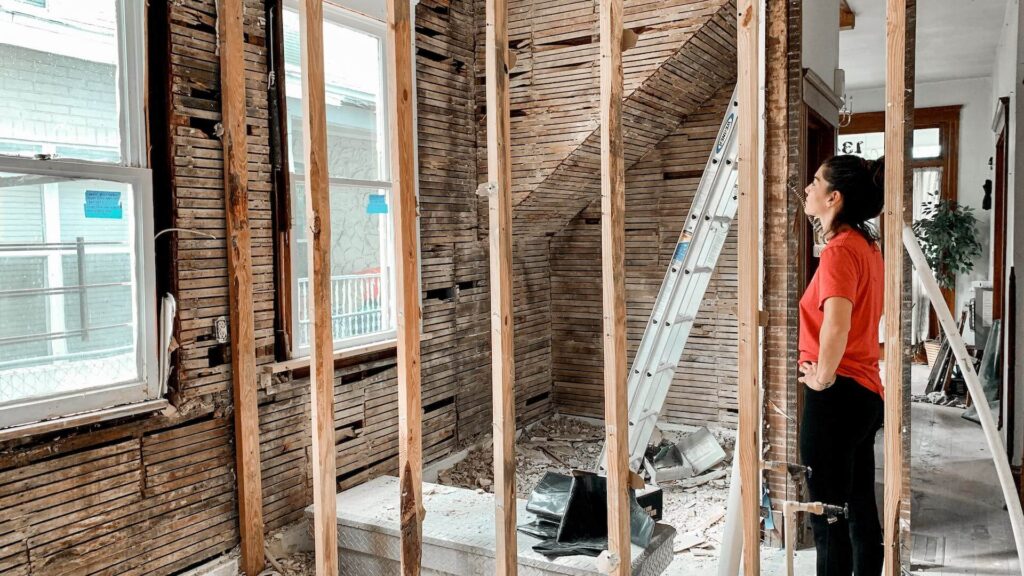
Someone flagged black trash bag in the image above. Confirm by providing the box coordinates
[530,538,607,558]
[525,471,573,522]
[517,518,560,540]
[523,470,656,558]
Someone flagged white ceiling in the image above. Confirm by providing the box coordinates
[839,0,1012,90]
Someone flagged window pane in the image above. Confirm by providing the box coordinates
[0,0,122,163]
[0,257,49,368]
[837,128,944,160]
[0,173,138,404]
[61,252,133,355]
[912,127,941,159]
[0,183,44,243]
[284,7,396,354]
[837,132,884,159]
[283,9,386,181]
[291,182,393,349]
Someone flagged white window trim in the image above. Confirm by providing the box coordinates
[118,0,148,169]
[284,0,420,360]
[0,2,156,430]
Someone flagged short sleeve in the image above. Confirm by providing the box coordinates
[816,245,858,310]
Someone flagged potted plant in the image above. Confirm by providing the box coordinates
[912,199,982,365]
[912,199,982,291]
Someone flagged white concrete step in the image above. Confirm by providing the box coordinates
[306,476,675,576]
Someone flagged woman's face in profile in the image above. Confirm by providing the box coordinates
[803,164,836,218]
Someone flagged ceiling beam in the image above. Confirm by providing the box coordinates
[840,0,856,31]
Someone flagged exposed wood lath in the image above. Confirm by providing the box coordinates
[550,87,738,425]
[478,0,737,238]
[0,2,301,574]
[319,0,556,497]
[0,0,747,572]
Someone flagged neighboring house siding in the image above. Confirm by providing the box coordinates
[0,43,118,156]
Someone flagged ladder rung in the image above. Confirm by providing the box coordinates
[632,409,660,425]
[654,361,675,374]
[690,266,713,274]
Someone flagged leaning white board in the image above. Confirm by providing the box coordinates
[903,224,1024,569]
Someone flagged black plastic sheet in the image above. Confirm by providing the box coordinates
[525,471,573,522]
[517,470,658,559]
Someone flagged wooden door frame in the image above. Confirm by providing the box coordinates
[993,97,1009,323]
[841,105,962,337]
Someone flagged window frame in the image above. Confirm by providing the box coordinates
[0,0,158,430]
[281,0,412,361]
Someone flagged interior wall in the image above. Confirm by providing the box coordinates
[802,0,839,86]
[551,88,740,427]
[1004,0,1024,466]
[847,78,995,317]
[0,3,279,574]
[0,0,526,573]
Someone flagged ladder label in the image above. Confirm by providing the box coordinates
[716,113,735,154]
[672,241,690,263]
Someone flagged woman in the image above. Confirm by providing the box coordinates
[798,154,886,576]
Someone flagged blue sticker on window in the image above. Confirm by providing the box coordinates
[84,190,123,219]
[367,194,388,214]
[672,241,689,263]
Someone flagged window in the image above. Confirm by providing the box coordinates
[0,0,156,429]
[837,127,943,160]
[282,2,399,356]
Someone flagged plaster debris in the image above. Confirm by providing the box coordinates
[435,414,737,571]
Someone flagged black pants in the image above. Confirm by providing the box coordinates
[799,375,884,576]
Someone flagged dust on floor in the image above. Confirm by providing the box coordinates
[435,414,737,567]
[258,552,315,576]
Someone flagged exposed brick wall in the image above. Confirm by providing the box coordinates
[761,0,803,546]
[900,0,917,559]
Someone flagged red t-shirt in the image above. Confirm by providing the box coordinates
[798,229,885,397]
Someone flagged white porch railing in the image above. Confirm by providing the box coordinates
[296,272,383,348]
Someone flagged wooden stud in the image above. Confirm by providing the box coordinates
[840,0,856,31]
[485,0,517,570]
[298,1,339,574]
[386,0,425,572]
[217,2,265,575]
[599,0,629,573]
[883,0,909,572]
[736,0,762,573]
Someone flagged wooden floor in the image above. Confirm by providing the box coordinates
[904,365,1019,575]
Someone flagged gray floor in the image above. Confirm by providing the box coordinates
[906,363,1019,575]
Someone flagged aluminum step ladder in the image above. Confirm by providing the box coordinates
[601,90,740,472]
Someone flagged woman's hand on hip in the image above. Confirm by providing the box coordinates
[799,361,836,391]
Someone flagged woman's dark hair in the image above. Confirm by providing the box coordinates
[821,154,885,243]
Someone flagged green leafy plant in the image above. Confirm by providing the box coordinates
[912,199,982,290]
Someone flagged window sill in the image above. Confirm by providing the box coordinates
[0,398,170,443]
[268,338,399,375]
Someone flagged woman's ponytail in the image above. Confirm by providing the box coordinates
[822,154,885,243]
